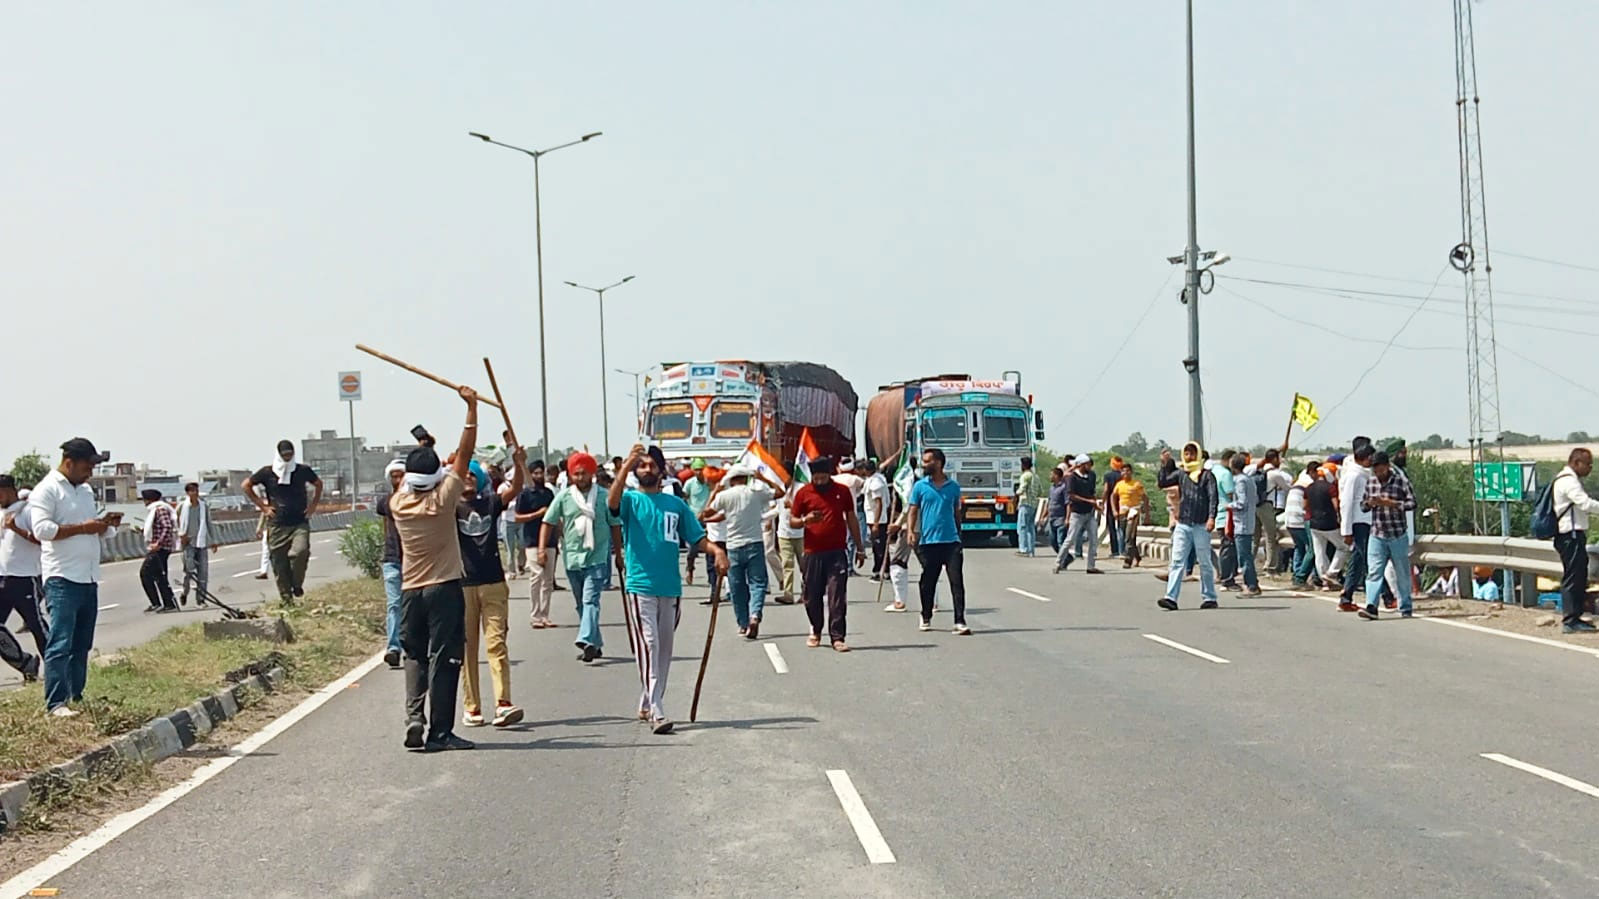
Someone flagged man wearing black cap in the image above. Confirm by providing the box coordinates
[139,488,180,612]
[388,386,479,751]
[29,438,116,718]
[242,440,322,604]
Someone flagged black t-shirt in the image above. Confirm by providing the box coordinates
[1305,479,1338,531]
[457,489,505,587]
[252,465,320,527]
[516,485,555,546]
[1068,471,1098,515]
[377,495,402,565]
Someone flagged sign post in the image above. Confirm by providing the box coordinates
[338,371,362,511]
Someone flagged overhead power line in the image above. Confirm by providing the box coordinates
[1495,250,1599,274]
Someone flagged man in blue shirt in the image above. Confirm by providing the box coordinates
[907,448,969,636]
[608,444,727,734]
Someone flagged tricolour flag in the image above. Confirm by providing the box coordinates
[735,438,790,488]
[1292,393,1321,432]
[793,427,823,485]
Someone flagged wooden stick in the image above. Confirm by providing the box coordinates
[617,556,636,658]
[689,575,724,723]
[482,357,517,447]
[353,343,502,410]
[1283,394,1298,447]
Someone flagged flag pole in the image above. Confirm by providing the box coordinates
[1284,393,1299,446]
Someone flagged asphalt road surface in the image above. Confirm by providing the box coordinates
[0,533,353,689]
[15,546,1599,897]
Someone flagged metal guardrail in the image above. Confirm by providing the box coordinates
[1129,524,1591,609]
[97,510,375,563]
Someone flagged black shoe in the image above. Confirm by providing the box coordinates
[580,643,600,663]
[158,604,180,613]
[20,654,40,682]
[383,649,401,669]
[144,605,159,613]
[1400,611,1414,619]
[179,591,189,606]
[1199,600,1218,610]
[1157,597,1178,611]
[404,721,425,750]
[1061,555,1074,571]
[292,586,305,598]
[1572,620,1597,632]
[425,733,476,752]
[1358,605,1379,621]
[746,619,760,640]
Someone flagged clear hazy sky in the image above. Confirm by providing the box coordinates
[5,2,1596,476]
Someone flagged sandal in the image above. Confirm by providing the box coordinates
[806,634,821,648]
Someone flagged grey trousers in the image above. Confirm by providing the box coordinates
[1057,511,1098,569]
[181,544,209,596]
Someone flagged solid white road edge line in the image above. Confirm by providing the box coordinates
[1481,752,1599,799]
[825,769,897,864]
[1290,590,1599,659]
[764,642,789,674]
[1142,633,1231,664]
[0,651,387,899]
[1006,587,1052,602]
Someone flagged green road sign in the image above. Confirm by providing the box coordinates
[1472,461,1536,502]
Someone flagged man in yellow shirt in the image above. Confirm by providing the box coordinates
[1113,466,1148,568]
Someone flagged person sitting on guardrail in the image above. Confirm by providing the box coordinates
[1157,442,1219,611]
[242,440,322,604]
[1552,447,1599,633]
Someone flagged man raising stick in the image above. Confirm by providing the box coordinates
[609,444,728,734]
[389,387,479,752]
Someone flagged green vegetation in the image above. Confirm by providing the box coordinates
[8,451,50,490]
[0,579,386,782]
[339,517,385,579]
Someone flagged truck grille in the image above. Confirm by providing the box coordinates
[960,471,999,489]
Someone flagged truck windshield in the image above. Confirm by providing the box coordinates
[920,407,967,446]
[982,408,1029,446]
[648,402,693,440]
[710,402,754,439]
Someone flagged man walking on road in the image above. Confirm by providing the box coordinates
[1338,443,1376,613]
[1226,456,1261,596]
[376,460,405,668]
[389,388,479,752]
[909,448,970,635]
[1157,442,1219,611]
[30,438,115,717]
[703,464,782,639]
[540,452,621,663]
[176,482,216,606]
[1046,465,1068,554]
[1054,455,1103,575]
[863,460,891,575]
[457,450,525,729]
[1257,449,1292,575]
[609,444,727,734]
[790,457,865,652]
[516,460,558,629]
[1552,448,1599,633]
[0,478,48,662]
[683,458,712,586]
[773,485,804,604]
[139,489,179,612]
[1014,456,1039,558]
[242,440,322,604]
[1356,452,1417,621]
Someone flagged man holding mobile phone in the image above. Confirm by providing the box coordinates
[28,438,115,718]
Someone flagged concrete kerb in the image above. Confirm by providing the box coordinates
[0,664,287,838]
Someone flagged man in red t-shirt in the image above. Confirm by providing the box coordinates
[789,457,865,651]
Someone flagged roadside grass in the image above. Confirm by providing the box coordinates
[0,578,386,783]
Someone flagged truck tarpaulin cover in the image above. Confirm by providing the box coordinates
[864,387,914,467]
[766,362,858,438]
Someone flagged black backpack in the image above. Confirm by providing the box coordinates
[1530,472,1572,540]
[1252,468,1272,507]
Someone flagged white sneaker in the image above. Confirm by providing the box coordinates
[463,710,486,727]
[883,602,907,612]
[953,624,972,636]
[918,619,932,632]
[49,706,79,719]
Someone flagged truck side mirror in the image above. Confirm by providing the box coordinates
[1034,410,1046,441]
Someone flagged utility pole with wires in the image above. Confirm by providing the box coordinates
[1449,0,1508,540]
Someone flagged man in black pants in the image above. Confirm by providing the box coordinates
[389,386,479,752]
[790,458,865,652]
[1338,443,1378,612]
[908,448,970,636]
[1553,448,1599,634]
[0,477,48,657]
[138,489,179,612]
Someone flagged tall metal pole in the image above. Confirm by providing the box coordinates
[1183,0,1204,445]
[598,288,610,457]
[347,399,357,511]
[533,154,551,464]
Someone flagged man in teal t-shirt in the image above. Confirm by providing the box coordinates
[608,445,727,734]
[908,448,969,635]
[539,452,622,663]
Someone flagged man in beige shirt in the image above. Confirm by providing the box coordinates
[389,385,479,752]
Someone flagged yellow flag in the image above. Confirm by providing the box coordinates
[1292,393,1320,431]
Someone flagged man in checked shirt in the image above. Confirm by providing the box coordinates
[139,488,180,612]
[1356,451,1416,621]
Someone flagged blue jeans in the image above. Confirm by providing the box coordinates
[1365,534,1413,613]
[1288,527,1314,582]
[1164,523,1217,604]
[1234,532,1258,590]
[1017,504,1036,555]
[569,562,607,649]
[1048,519,1065,553]
[381,562,403,653]
[726,542,769,630]
[43,578,98,710]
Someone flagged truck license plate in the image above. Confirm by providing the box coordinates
[966,508,993,521]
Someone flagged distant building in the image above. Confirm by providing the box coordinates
[299,429,418,498]
[198,469,257,496]
[90,462,139,504]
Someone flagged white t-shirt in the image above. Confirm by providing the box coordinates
[777,492,804,539]
[863,474,890,525]
[708,481,774,550]
[0,503,42,577]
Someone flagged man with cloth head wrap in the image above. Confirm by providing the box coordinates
[1156,442,1220,610]
[539,452,623,663]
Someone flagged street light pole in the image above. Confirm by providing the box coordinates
[1183,0,1203,445]
[469,130,603,462]
[615,367,647,443]
[565,276,635,457]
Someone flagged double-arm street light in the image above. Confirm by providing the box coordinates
[564,276,635,456]
[468,129,602,460]
[615,367,649,444]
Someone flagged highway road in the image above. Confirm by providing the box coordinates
[0,534,354,689]
[13,547,1599,897]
